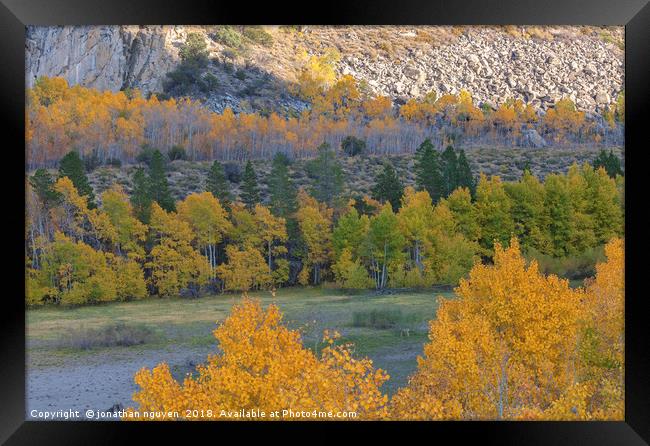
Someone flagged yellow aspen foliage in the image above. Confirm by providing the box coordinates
[101,185,147,259]
[295,189,333,285]
[148,203,211,297]
[124,299,389,420]
[177,192,232,277]
[31,232,118,305]
[332,248,373,289]
[390,238,583,420]
[108,254,148,301]
[216,246,273,291]
[52,177,117,247]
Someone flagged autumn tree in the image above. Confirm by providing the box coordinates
[371,162,403,212]
[27,232,117,306]
[241,161,260,210]
[504,170,550,253]
[295,190,333,285]
[59,151,96,208]
[216,246,272,291]
[390,238,583,420]
[366,203,405,289]
[206,160,232,210]
[125,299,389,420]
[147,203,211,297]
[177,192,232,278]
[475,174,514,256]
[101,185,147,259]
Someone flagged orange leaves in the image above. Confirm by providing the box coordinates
[126,298,389,420]
[391,237,586,419]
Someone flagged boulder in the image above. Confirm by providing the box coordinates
[519,129,547,148]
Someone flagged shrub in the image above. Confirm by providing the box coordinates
[106,157,122,168]
[352,308,416,329]
[83,151,101,172]
[235,69,247,81]
[57,322,155,350]
[136,146,157,166]
[242,26,274,47]
[213,26,244,49]
[223,162,241,183]
[341,135,366,157]
[168,145,187,161]
[525,245,606,280]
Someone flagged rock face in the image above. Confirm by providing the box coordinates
[26,26,624,114]
[26,25,191,93]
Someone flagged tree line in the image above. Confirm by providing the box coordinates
[26,75,623,170]
[26,139,623,305]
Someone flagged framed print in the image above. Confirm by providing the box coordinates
[1,0,649,443]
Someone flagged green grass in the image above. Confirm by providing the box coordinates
[27,287,448,394]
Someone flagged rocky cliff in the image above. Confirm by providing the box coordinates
[26,25,624,114]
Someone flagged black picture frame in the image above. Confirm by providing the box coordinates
[1,0,648,443]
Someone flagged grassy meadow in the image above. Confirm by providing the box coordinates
[27,288,448,395]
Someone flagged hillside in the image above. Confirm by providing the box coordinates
[83,146,624,204]
[26,25,624,116]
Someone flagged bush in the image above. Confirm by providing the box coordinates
[83,152,101,172]
[213,26,244,49]
[168,145,187,161]
[223,162,241,183]
[525,246,606,280]
[341,136,366,157]
[57,322,155,350]
[235,69,247,81]
[106,157,122,168]
[351,308,417,329]
[136,146,157,166]
[242,26,274,47]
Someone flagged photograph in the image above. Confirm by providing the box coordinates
[21,23,627,423]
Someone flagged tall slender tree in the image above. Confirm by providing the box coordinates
[456,149,475,196]
[268,153,298,219]
[371,162,404,212]
[148,150,175,212]
[306,142,344,207]
[414,139,443,203]
[440,145,459,197]
[130,167,153,224]
[58,151,96,208]
[206,160,232,210]
[241,161,260,210]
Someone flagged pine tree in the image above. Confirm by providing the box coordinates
[440,145,459,197]
[456,149,475,196]
[130,167,153,224]
[58,151,96,208]
[148,150,175,212]
[206,160,232,210]
[268,152,298,219]
[241,161,260,210]
[593,149,623,178]
[371,162,404,212]
[414,139,443,203]
[306,142,344,207]
[29,168,61,208]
